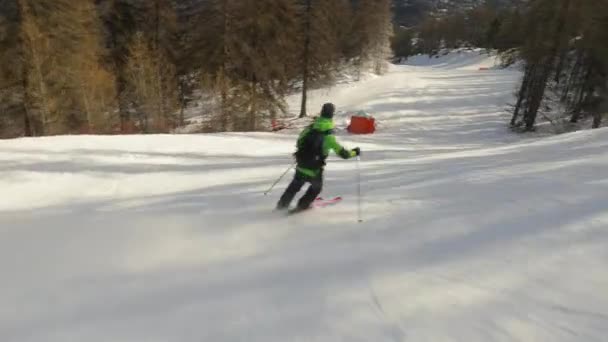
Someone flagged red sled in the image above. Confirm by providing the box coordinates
[347,116,376,134]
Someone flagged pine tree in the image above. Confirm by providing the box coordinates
[124,32,178,133]
[510,0,608,130]
[18,0,53,135]
[369,0,394,75]
[392,27,415,59]
[18,0,85,135]
[68,0,118,133]
[0,1,29,138]
[17,0,118,135]
[351,0,393,78]
[416,17,442,55]
[233,0,300,130]
[511,0,573,131]
[199,0,299,131]
[297,0,345,118]
[101,0,139,132]
[495,8,525,57]
[197,0,240,131]
[575,0,608,128]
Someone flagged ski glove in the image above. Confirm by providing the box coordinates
[353,147,361,156]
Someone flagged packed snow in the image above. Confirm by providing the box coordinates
[1,50,607,341]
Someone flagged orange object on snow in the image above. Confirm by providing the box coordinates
[271,119,285,131]
[348,115,376,134]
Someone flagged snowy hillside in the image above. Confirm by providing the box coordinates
[2,51,607,341]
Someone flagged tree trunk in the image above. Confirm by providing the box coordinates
[248,81,257,131]
[561,50,584,104]
[81,86,94,132]
[218,68,230,131]
[21,75,34,137]
[117,76,131,133]
[554,49,569,84]
[525,67,550,131]
[178,77,186,127]
[570,65,592,123]
[32,49,50,135]
[511,65,533,126]
[156,55,165,132]
[152,1,166,132]
[17,1,33,137]
[524,0,572,131]
[154,1,160,47]
[299,0,312,118]
[592,113,602,128]
[220,0,232,131]
[597,80,608,128]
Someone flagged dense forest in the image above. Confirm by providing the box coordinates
[509,0,608,131]
[391,0,526,58]
[1,0,607,138]
[392,0,608,131]
[0,0,393,137]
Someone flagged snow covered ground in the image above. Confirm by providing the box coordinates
[2,51,608,341]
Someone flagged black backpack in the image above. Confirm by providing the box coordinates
[295,127,328,169]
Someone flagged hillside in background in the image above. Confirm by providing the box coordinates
[391,0,520,26]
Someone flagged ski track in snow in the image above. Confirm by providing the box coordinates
[1,51,608,341]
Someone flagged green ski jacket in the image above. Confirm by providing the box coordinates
[296,117,356,177]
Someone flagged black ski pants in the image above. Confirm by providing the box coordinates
[277,170,323,210]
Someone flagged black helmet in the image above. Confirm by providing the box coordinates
[321,103,336,119]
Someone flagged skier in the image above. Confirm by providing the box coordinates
[277,103,361,213]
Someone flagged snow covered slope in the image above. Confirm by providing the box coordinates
[2,53,607,342]
[402,49,502,70]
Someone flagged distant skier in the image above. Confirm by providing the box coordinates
[277,103,361,212]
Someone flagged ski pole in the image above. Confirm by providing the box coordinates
[264,162,295,196]
[356,156,363,223]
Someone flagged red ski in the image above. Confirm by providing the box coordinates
[312,196,343,208]
[287,196,343,215]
